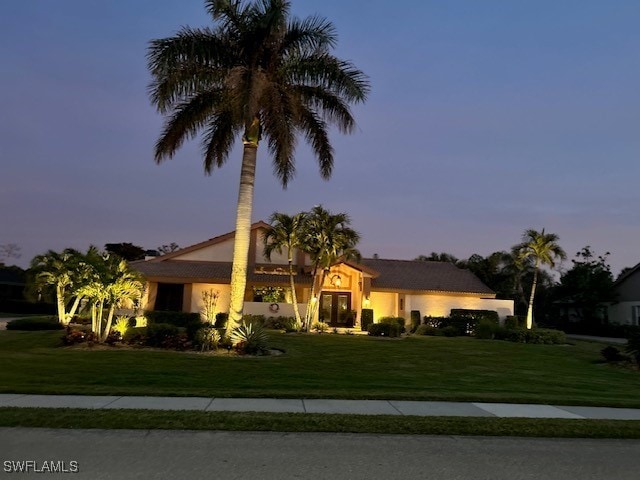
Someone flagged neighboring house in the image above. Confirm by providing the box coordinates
[608,263,640,326]
[133,222,513,326]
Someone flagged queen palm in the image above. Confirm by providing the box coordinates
[516,229,566,329]
[262,211,307,330]
[302,205,360,330]
[147,0,369,332]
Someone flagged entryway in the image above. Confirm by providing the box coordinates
[319,292,352,326]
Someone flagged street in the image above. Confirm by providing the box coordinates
[1,427,639,479]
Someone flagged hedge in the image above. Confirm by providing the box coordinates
[360,309,373,332]
[144,311,200,327]
[367,322,401,337]
[6,317,64,331]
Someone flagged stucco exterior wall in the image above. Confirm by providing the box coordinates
[406,294,513,320]
[190,283,231,317]
[608,301,640,325]
[243,301,308,318]
[174,242,235,262]
[370,292,396,321]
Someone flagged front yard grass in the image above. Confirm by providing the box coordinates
[0,330,639,407]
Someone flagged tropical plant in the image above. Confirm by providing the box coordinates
[30,248,88,324]
[147,0,369,335]
[301,205,360,330]
[200,288,220,323]
[77,253,145,342]
[112,315,131,338]
[230,322,269,354]
[515,229,566,329]
[195,325,221,352]
[263,211,307,330]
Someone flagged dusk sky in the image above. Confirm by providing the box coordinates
[2,1,639,276]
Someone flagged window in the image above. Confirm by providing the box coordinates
[632,306,640,326]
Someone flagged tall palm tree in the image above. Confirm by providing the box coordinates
[302,205,360,330]
[516,229,566,329]
[262,211,307,330]
[147,0,369,333]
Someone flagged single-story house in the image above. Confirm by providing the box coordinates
[133,222,513,327]
[608,263,640,326]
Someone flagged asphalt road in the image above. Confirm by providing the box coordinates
[1,428,639,479]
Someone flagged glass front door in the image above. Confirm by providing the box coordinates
[319,292,352,326]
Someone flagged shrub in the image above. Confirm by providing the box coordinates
[410,310,421,333]
[123,327,147,345]
[112,316,130,338]
[312,321,329,333]
[6,317,64,331]
[230,323,269,355]
[185,319,205,341]
[450,309,499,324]
[626,331,640,365]
[367,322,401,337]
[505,328,566,345]
[145,322,180,348]
[360,309,373,332]
[474,320,498,340]
[423,316,448,329]
[378,316,406,333]
[242,314,266,327]
[440,325,460,337]
[504,316,521,329]
[214,312,229,329]
[414,324,439,336]
[264,316,297,331]
[195,325,221,352]
[145,310,200,327]
[62,329,89,345]
[601,346,626,363]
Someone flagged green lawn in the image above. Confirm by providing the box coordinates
[1,330,639,407]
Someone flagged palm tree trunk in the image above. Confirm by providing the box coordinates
[303,268,318,332]
[56,285,66,324]
[102,305,116,342]
[227,142,258,335]
[525,261,539,330]
[288,255,302,330]
[68,296,83,322]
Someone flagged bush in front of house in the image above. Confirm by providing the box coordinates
[195,325,221,352]
[264,316,297,331]
[378,316,406,333]
[242,314,266,327]
[423,316,448,329]
[601,346,626,363]
[145,322,180,347]
[145,311,200,327]
[6,317,64,331]
[360,309,373,332]
[474,320,501,339]
[230,323,269,355]
[367,322,401,337]
[409,310,421,333]
[123,327,147,346]
[505,328,566,345]
[214,312,229,329]
[414,324,439,336]
[504,316,522,329]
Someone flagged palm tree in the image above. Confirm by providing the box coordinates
[262,211,307,330]
[147,0,369,333]
[516,229,566,329]
[302,205,360,330]
[31,248,84,324]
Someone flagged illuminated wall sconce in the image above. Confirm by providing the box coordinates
[330,274,342,288]
[311,295,317,303]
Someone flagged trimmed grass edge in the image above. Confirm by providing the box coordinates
[1,408,640,438]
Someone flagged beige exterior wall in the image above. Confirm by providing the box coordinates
[608,301,640,325]
[370,292,396,321]
[244,301,308,318]
[190,283,231,317]
[367,291,514,323]
[174,241,235,262]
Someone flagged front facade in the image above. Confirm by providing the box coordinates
[608,263,640,326]
[133,222,513,326]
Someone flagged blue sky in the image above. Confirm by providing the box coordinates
[1,0,639,275]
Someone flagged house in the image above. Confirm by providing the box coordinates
[608,263,640,326]
[132,222,514,326]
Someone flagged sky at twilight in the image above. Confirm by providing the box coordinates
[1,0,639,276]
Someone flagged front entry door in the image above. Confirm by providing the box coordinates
[320,292,352,326]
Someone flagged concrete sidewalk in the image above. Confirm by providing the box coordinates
[2,394,640,420]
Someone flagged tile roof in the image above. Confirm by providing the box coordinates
[360,258,495,295]
[133,257,493,295]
